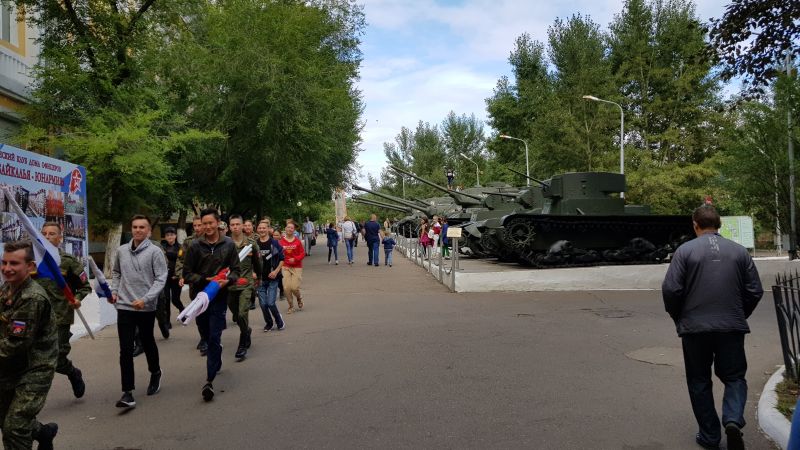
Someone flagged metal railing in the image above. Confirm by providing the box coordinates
[394,225,460,292]
[773,271,800,382]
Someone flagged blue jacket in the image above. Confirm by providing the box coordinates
[325,228,339,247]
[662,232,763,336]
[383,237,396,250]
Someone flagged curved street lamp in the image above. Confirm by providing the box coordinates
[582,95,625,199]
[498,134,530,187]
[459,152,480,187]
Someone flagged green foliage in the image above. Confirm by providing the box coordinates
[709,0,800,87]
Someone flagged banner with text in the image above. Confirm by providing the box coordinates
[0,144,88,259]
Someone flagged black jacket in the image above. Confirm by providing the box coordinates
[662,232,763,336]
[183,236,241,298]
[162,240,180,278]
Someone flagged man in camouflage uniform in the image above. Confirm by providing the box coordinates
[228,215,261,361]
[177,216,207,353]
[0,240,59,450]
[37,222,91,399]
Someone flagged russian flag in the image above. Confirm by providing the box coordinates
[2,188,77,305]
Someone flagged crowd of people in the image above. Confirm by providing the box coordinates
[325,214,396,267]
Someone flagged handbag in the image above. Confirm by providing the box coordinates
[310,236,317,247]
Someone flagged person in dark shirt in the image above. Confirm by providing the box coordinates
[364,214,382,267]
[161,227,183,318]
[662,205,763,450]
[255,221,285,331]
[183,209,241,402]
[325,223,339,265]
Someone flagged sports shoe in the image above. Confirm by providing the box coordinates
[235,346,247,361]
[335,260,339,265]
[199,341,209,356]
[33,422,58,450]
[202,383,214,402]
[725,423,744,450]
[147,370,162,395]
[263,325,274,332]
[694,433,720,450]
[196,339,205,350]
[116,391,136,408]
[278,324,286,331]
[68,367,85,398]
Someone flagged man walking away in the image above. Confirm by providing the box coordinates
[37,222,91,399]
[302,217,315,256]
[183,209,240,402]
[662,205,763,450]
[110,215,168,409]
[364,214,382,267]
[0,240,59,449]
[228,215,261,361]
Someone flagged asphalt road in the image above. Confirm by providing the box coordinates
[41,240,782,449]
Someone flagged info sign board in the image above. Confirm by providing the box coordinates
[720,216,755,249]
[0,144,88,259]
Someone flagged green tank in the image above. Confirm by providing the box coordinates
[495,171,693,267]
[352,184,454,238]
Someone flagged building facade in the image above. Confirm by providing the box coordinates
[0,3,38,142]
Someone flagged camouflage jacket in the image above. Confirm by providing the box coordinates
[229,235,261,291]
[175,233,200,280]
[0,277,57,387]
[34,250,92,326]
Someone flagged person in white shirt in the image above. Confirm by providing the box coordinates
[302,217,316,256]
[341,216,357,264]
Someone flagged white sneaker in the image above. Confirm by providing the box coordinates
[335,261,339,265]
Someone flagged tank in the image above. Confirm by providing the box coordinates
[495,172,693,267]
[352,185,439,238]
[352,196,413,214]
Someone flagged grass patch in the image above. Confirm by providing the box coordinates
[775,376,800,421]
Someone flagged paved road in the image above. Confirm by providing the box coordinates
[41,240,781,449]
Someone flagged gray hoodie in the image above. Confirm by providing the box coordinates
[111,239,168,312]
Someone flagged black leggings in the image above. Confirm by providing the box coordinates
[117,310,160,392]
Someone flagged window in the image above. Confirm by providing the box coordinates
[0,1,19,48]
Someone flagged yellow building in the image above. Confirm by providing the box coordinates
[0,3,38,141]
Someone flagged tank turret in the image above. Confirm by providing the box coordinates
[389,166,484,207]
[352,184,430,213]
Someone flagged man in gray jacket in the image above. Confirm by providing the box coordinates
[662,205,763,450]
[109,214,168,409]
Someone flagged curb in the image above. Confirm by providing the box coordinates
[758,365,790,449]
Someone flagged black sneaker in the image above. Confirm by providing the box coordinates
[116,391,136,408]
[695,433,720,450]
[68,367,85,398]
[147,370,162,396]
[278,323,285,331]
[199,341,208,356]
[132,343,144,358]
[33,422,58,450]
[202,383,214,402]
[235,346,247,361]
[725,423,744,450]
[263,325,274,332]
[196,339,205,350]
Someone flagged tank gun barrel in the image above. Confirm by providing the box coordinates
[390,165,484,202]
[352,184,426,212]
[353,197,412,213]
[506,166,548,188]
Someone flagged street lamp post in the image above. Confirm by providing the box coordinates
[459,152,480,187]
[582,95,625,199]
[498,134,530,187]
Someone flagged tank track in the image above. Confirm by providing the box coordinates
[502,215,692,268]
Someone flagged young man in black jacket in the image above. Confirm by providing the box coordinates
[662,205,763,450]
[183,209,241,402]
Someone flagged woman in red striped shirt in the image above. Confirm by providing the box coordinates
[279,222,305,313]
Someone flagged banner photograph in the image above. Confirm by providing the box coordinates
[0,144,88,259]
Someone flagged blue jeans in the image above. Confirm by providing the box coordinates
[197,291,228,383]
[681,332,748,445]
[367,240,379,265]
[328,243,338,262]
[385,249,393,266]
[256,280,283,329]
[345,238,355,262]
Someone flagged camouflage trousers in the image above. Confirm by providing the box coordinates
[55,325,74,375]
[227,286,252,336]
[0,385,50,449]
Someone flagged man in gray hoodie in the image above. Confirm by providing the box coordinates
[109,214,168,409]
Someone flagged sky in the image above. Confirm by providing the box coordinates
[355,0,731,182]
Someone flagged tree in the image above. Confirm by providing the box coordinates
[441,112,485,184]
[708,0,800,87]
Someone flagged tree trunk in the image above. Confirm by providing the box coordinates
[177,209,188,243]
[103,223,123,278]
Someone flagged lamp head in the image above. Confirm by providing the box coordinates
[499,135,509,139]
[582,95,599,101]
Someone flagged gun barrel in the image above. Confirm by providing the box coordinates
[353,197,412,213]
[390,165,484,202]
[352,184,427,211]
[506,166,548,188]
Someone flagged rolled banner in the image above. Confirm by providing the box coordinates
[86,256,113,300]
[177,268,229,325]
